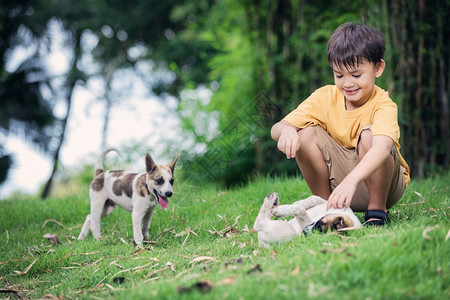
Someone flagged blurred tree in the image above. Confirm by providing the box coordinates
[177,0,372,186]
[178,0,450,185]
[2,0,217,196]
[386,0,450,178]
[0,0,91,195]
[79,0,215,96]
[1,0,448,194]
[0,0,55,186]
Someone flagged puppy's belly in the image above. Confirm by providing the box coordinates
[106,194,134,212]
[259,220,297,244]
[306,204,327,222]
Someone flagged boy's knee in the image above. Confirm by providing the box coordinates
[298,126,316,145]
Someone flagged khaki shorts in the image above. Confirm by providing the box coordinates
[314,126,406,212]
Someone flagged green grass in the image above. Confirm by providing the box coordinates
[0,174,449,299]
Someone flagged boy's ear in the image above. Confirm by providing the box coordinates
[375,59,385,78]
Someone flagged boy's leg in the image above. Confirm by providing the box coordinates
[295,126,331,200]
[356,128,406,212]
[295,126,406,213]
[358,129,393,212]
[300,126,368,212]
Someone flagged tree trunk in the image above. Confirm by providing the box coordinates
[101,76,113,150]
[40,79,76,198]
[41,34,82,198]
[386,0,450,178]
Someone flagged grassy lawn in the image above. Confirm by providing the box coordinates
[0,173,448,299]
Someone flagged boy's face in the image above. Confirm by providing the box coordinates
[332,58,385,110]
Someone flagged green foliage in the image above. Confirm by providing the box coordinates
[176,0,449,184]
[385,0,450,177]
[1,0,449,191]
[175,0,435,187]
[0,1,57,184]
[0,173,448,299]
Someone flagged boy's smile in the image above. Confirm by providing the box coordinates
[333,58,385,110]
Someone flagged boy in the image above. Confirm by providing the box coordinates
[271,23,410,226]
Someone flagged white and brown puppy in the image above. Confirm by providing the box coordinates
[253,192,361,247]
[78,148,179,245]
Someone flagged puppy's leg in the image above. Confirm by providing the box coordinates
[253,206,271,232]
[257,232,270,248]
[78,214,92,240]
[296,195,327,210]
[273,204,313,232]
[101,200,115,217]
[273,202,316,234]
[292,207,314,231]
[79,199,115,241]
[272,204,296,218]
[132,211,146,245]
[89,192,108,240]
[254,192,278,231]
[274,195,327,217]
[141,210,154,240]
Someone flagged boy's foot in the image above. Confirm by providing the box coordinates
[364,210,390,226]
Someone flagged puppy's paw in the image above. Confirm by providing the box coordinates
[134,240,144,247]
[264,192,279,208]
[273,205,293,217]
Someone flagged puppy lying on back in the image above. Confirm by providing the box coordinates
[253,192,361,247]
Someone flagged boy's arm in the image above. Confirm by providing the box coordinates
[326,135,393,210]
[271,121,300,159]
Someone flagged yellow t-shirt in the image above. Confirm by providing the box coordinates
[283,85,410,186]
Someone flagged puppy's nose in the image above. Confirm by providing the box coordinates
[165,191,173,198]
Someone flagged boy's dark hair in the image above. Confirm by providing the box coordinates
[327,22,385,70]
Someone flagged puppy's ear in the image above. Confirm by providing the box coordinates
[341,216,354,227]
[145,153,156,173]
[168,154,180,173]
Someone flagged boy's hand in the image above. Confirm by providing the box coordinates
[277,129,300,159]
[327,178,357,210]
[271,121,300,159]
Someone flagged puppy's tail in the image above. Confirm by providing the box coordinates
[94,147,121,176]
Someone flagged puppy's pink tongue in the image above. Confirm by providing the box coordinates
[158,195,169,210]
